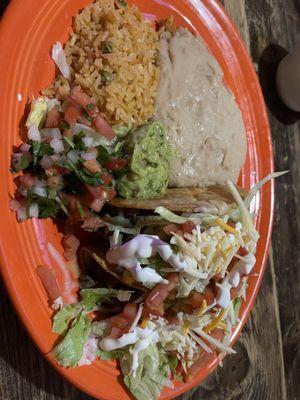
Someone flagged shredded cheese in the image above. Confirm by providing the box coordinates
[197,299,207,317]
[183,320,191,336]
[218,321,227,330]
[215,218,238,235]
[140,318,149,329]
[204,308,227,333]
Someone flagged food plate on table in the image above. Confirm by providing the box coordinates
[0,1,274,399]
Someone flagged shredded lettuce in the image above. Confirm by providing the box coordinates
[244,171,288,209]
[113,125,132,139]
[98,349,125,360]
[52,313,91,367]
[107,223,141,235]
[52,41,71,80]
[120,344,172,400]
[232,297,242,317]
[25,97,48,129]
[80,288,132,311]
[227,180,259,242]
[52,303,82,336]
[154,206,187,224]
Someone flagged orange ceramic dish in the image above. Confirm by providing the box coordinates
[0,1,273,399]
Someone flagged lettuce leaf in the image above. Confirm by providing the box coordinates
[120,344,172,400]
[98,349,125,360]
[80,288,132,311]
[52,303,83,336]
[52,313,91,367]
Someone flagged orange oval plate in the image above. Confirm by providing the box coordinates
[0,1,273,399]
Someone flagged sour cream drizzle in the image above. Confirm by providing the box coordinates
[106,234,188,285]
[99,326,159,376]
[216,253,256,308]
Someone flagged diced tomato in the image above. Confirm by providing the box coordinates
[83,159,102,174]
[61,234,80,261]
[145,273,179,316]
[238,247,248,257]
[93,115,115,141]
[108,303,138,339]
[70,86,99,117]
[106,187,117,201]
[36,265,61,302]
[85,184,106,199]
[163,223,181,236]
[104,158,126,171]
[64,103,81,125]
[230,280,244,300]
[100,173,113,186]
[81,192,106,213]
[45,106,61,128]
[81,216,105,231]
[181,220,196,234]
[19,173,35,188]
[186,289,215,308]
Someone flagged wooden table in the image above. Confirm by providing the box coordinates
[0,1,299,399]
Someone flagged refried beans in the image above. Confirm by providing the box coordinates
[155,28,247,187]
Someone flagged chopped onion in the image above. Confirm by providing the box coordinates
[33,186,47,198]
[17,206,27,222]
[20,143,31,153]
[28,124,41,142]
[12,152,23,160]
[52,42,71,80]
[81,151,97,161]
[50,138,64,154]
[40,154,54,169]
[9,198,21,212]
[82,136,94,148]
[155,206,187,224]
[46,98,61,112]
[29,203,39,218]
[67,150,80,163]
[74,123,96,136]
[41,128,62,139]
[51,154,60,163]
[74,123,112,147]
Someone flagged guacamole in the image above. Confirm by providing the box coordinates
[117,121,172,199]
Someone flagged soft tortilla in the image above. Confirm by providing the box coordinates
[110,186,247,212]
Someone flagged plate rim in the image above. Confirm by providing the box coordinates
[0,0,274,399]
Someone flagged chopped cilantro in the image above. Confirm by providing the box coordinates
[67,160,104,186]
[39,142,54,156]
[60,121,71,131]
[73,132,86,151]
[118,0,127,7]
[96,145,110,163]
[63,136,75,149]
[36,197,59,218]
[31,140,41,165]
[102,42,114,54]
[101,71,114,84]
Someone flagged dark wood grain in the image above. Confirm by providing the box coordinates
[1,1,300,399]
